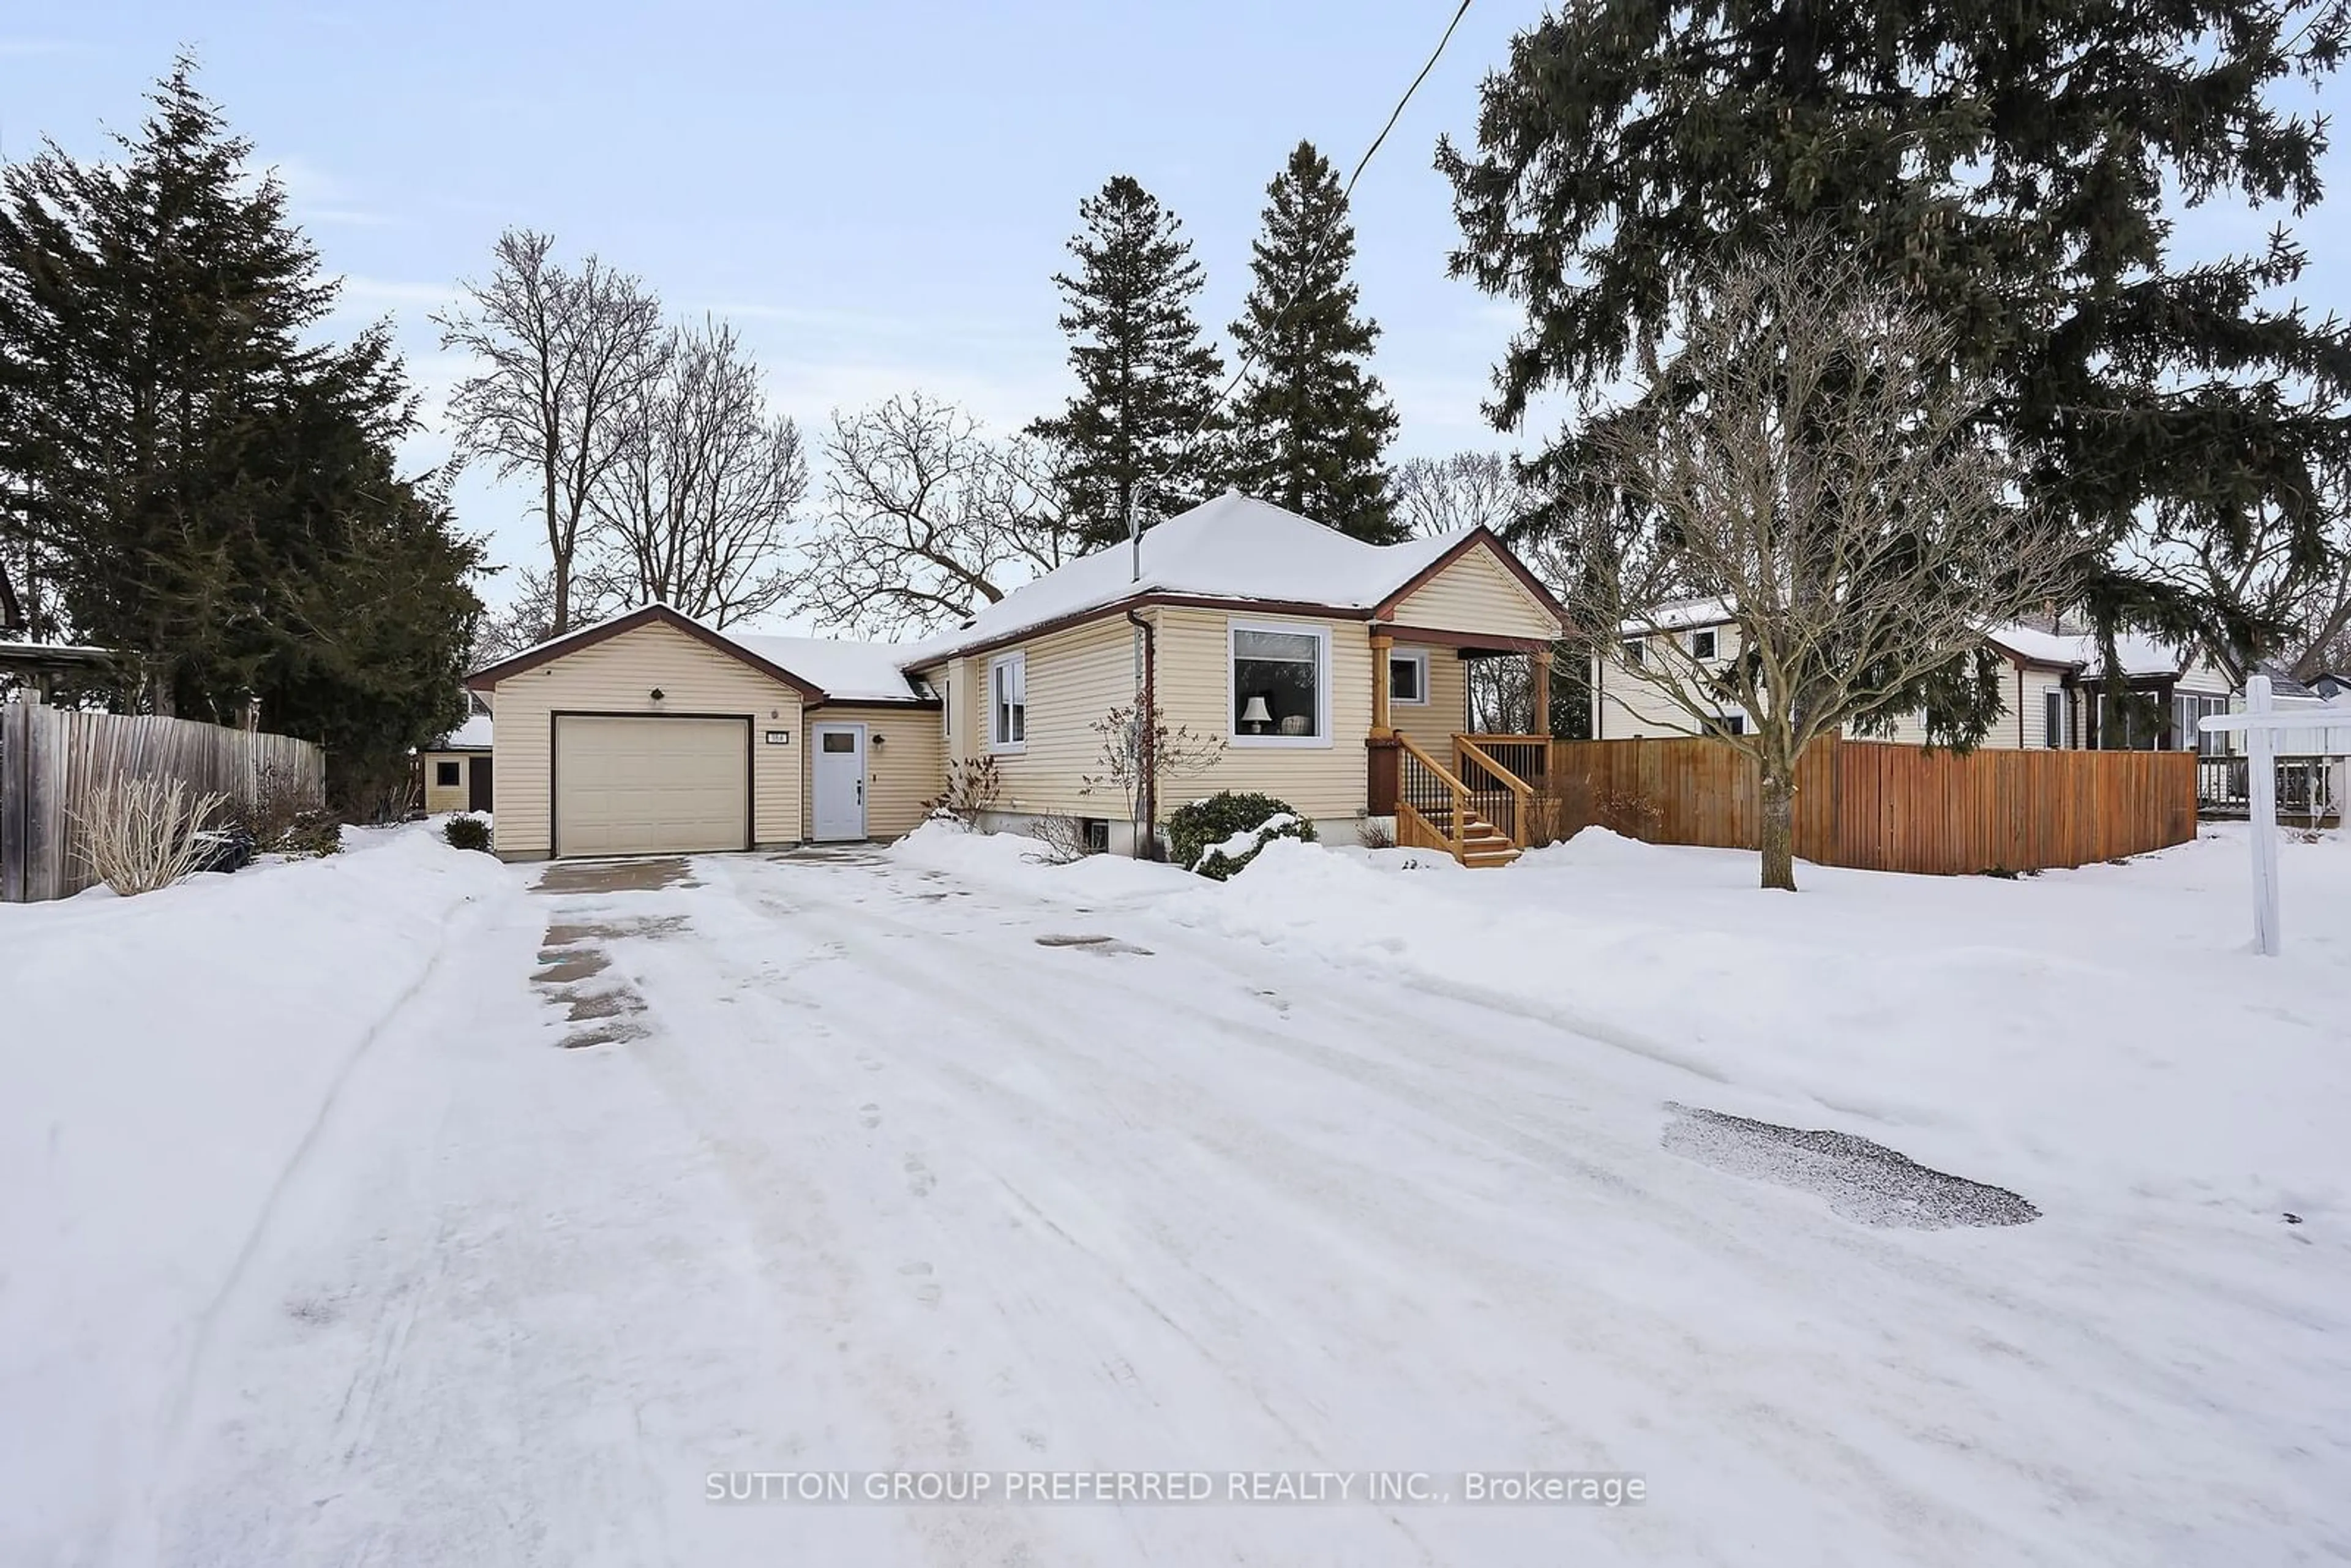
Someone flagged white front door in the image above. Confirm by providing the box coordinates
[811,723,867,841]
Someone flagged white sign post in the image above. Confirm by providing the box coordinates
[2197,675,2351,956]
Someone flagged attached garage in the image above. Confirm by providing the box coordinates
[465,604,940,863]
[553,715,750,858]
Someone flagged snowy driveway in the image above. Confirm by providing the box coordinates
[10,829,2347,1566]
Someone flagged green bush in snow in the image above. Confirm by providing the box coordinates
[443,814,492,853]
[1168,791,1316,881]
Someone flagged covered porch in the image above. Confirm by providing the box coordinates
[1365,626,1555,868]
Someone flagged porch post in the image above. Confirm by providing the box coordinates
[1371,632,1393,738]
[1529,648,1552,737]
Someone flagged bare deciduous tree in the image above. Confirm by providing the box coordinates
[1079,700,1226,847]
[2127,482,2351,685]
[1557,235,2080,891]
[798,393,1073,636]
[1392,450,1537,538]
[465,564,623,670]
[592,317,806,627]
[435,230,664,636]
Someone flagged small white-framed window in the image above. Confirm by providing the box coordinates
[2176,692,2227,756]
[989,653,1026,751]
[2043,688,2068,749]
[1691,629,1718,661]
[1230,620,1331,746]
[1713,713,1745,736]
[1389,647,1429,706]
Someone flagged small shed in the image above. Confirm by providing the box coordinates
[419,713,493,814]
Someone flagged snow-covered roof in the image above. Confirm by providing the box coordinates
[1621,598,1734,635]
[902,490,1475,665]
[0,640,120,666]
[468,603,927,705]
[435,715,493,749]
[728,633,923,703]
[1987,625,2198,680]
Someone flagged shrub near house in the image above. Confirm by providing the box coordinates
[1170,791,1317,880]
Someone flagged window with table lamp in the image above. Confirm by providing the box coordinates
[1229,620,1330,746]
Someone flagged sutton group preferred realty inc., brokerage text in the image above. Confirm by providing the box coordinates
[706,1471,1648,1508]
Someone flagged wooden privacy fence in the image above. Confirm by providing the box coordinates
[1507,734,2197,876]
[0,702,325,902]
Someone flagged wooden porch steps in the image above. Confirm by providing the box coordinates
[1409,805,1522,868]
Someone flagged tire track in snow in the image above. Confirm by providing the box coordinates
[131,889,498,1562]
[692,853,2246,1564]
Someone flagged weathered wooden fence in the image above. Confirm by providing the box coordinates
[0,702,324,902]
[1524,734,2197,876]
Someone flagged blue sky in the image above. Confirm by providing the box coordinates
[2,2,1540,609]
[5,2,2346,621]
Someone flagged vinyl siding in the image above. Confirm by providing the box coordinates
[485,620,806,860]
[1150,606,1374,820]
[1387,543,1560,640]
[419,751,484,814]
[1591,622,1744,738]
[970,614,1141,817]
[1387,641,1470,753]
[801,705,946,839]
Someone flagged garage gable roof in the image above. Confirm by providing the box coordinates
[467,604,827,700]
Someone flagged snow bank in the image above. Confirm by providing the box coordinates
[1163,827,2351,1218]
[0,826,525,1564]
[889,819,1187,902]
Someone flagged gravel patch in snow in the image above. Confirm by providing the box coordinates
[1662,1103,2041,1229]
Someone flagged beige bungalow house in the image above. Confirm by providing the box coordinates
[464,491,1570,866]
[1593,599,2235,752]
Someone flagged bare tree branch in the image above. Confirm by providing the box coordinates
[588,317,806,628]
[797,392,1073,636]
[434,230,664,634]
[1392,450,1538,538]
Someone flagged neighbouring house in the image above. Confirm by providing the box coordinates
[1592,601,2236,752]
[463,490,1570,865]
[418,711,495,814]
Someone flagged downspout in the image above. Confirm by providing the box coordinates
[1127,607,1157,859]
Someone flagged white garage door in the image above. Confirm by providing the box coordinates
[553,715,749,858]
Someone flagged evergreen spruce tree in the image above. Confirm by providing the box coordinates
[1029,176,1226,553]
[0,58,481,805]
[1229,141,1401,543]
[1439,1,2351,678]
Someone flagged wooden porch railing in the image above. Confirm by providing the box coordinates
[1394,734,1475,860]
[1454,735,1535,849]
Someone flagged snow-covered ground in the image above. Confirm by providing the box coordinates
[2,820,2345,1565]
